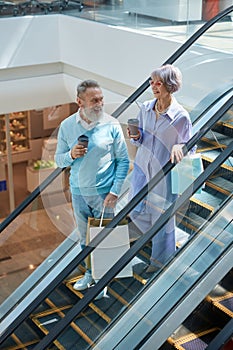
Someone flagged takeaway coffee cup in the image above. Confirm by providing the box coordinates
[128,118,139,137]
[78,135,89,148]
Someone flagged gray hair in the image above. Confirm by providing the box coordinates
[151,64,182,93]
[77,79,100,97]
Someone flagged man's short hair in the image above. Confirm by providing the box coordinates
[77,79,100,98]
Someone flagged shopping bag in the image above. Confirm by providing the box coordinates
[87,209,133,280]
[171,153,205,195]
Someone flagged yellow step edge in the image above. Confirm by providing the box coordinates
[168,327,220,349]
[190,197,214,212]
[66,281,111,324]
[201,155,233,171]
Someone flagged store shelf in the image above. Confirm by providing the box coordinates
[0,112,30,157]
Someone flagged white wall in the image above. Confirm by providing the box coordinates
[0,14,181,114]
[0,16,60,68]
[58,16,179,87]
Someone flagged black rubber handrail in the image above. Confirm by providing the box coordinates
[33,104,233,350]
[190,84,233,125]
[1,5,232,234]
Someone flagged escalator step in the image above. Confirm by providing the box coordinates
[32,302,114,349]
[202,130,232,148]
[168,328,220,350]
[0,339,39,350]
[192,191,222,210]
[206,286,233,318]
[201,151,233,170]
[108,275,145,304]
[66,279,127,322]
[33,283,80,314]
[206,176,233,195]
[162,272,233,350]
[177,210,206,234]
[0,320,42,349]
[216,296,233,317]
[214,119,233,138]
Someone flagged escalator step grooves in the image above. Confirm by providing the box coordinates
[214,296,233,317]
[169,328,220,350]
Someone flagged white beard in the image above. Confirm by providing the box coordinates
[82,106,104,123]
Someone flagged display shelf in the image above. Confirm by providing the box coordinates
[0,152,6,192]
[0,112,30,155]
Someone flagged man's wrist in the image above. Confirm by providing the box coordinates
[69,150,74,160]
[110,191,118,197]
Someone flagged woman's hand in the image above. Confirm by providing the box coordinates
[127,127,140,140]
[170,144,184,163]
[104,193,118,208]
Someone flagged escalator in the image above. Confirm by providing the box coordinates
[0,6,233,350]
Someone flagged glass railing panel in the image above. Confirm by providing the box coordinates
[1,1,232,49]
[109,10,233,127]
[87,116,233,349]
[68,1,232,44]
[0,168,78,307]
[107,200,233,350]
[174,10,233,118]
[2,101,232,349]
[97,104,233,344]
[101,11,233,134]
[26,149,232,349]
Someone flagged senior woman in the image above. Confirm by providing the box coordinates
[128,64,193,273]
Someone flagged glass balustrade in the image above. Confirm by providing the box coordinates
[0,5,232,349]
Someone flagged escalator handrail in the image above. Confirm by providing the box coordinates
[191,84,233,126]
[33,108,233,350]
[1,5,232,234]
[1,95,232,344]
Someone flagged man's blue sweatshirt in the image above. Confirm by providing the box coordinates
[55,112,129,196]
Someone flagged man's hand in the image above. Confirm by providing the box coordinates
[170,144,184,163]
[71,144,87,159]
[104,193,118,208]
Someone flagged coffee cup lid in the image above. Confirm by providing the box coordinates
[128,118,139,124]
[78,135,89,141]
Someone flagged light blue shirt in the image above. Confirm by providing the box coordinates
[55,111,129,196]
[129,97,193,205]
